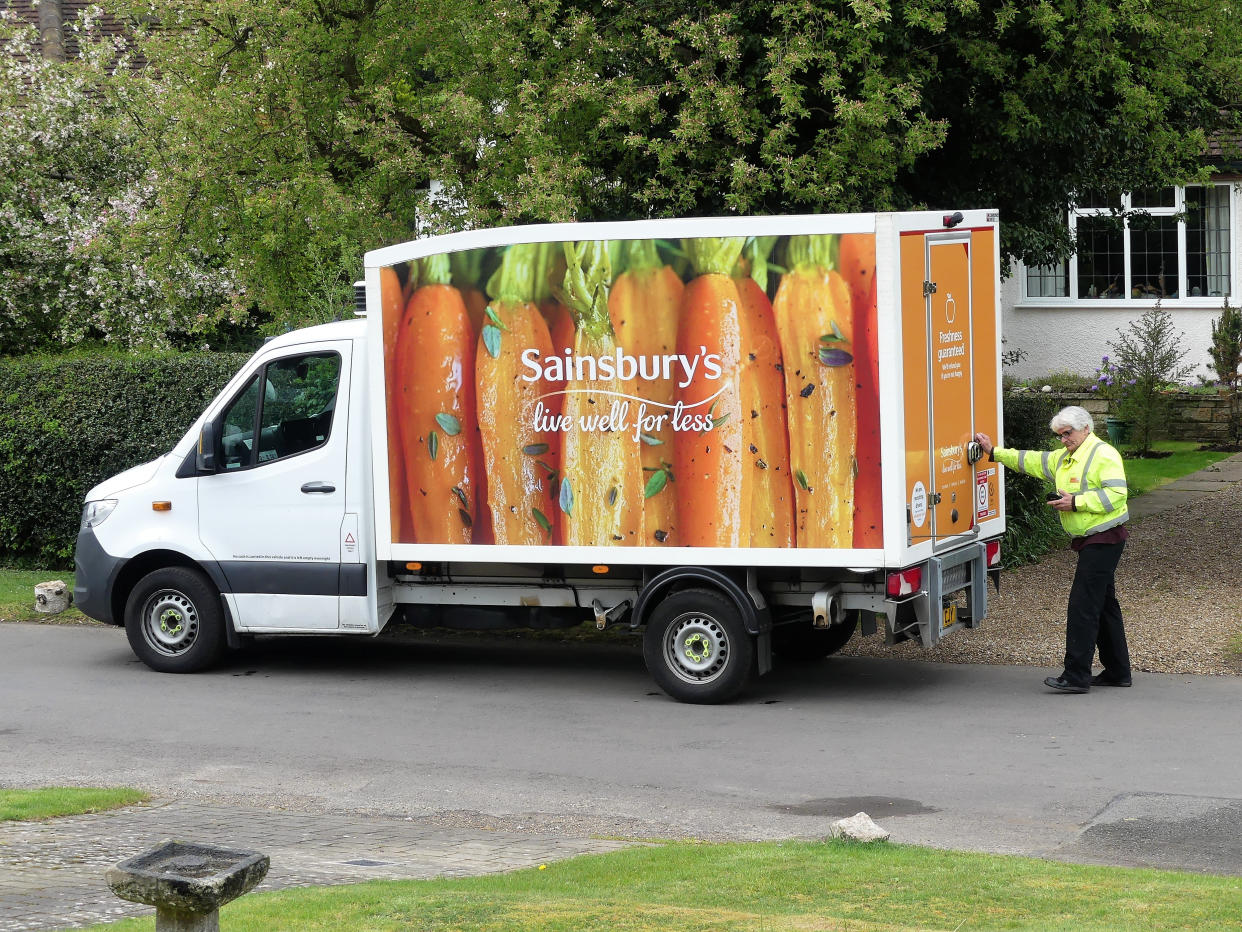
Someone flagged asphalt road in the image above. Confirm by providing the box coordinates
[4,621,1242,874]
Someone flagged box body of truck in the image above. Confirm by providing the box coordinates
[74,210,1005,703]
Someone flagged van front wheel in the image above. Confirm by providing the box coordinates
[124,567,226,673]
[643,588,754,704]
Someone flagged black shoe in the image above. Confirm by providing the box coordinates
[1044,675,1089,694]
[1090,673,1132,687]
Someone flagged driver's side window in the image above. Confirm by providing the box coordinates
[218,351,341,470]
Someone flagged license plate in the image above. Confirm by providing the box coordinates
[942,601,958,630]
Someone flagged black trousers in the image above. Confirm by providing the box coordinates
[1063,539,1130,686]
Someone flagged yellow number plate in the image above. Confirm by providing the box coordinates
[942,601,958,630]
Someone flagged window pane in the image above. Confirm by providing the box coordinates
[1076,216,1125,298]
[1128,214,1179,298]
[256,353,342,463]
[1077,189,1122,209]
[1130,187,1176,210]
[1026,263,1069,297]
[1186,185,1231,297]
[220,375,260,470]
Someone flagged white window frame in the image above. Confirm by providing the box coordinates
[1020,182,1238,306]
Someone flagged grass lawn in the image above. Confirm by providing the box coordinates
[1120,441,1233,495]
[72,839,1242,932]
[0,567,90,624]
[0,786,148,822]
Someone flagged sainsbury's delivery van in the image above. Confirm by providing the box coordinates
[74,210,1006,703]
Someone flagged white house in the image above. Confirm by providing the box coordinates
[1003,172,1241,384]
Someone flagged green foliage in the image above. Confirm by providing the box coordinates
[0,12,244,353]
[1089,354,1131,405]
[1208,301,1242,445]
[4,1,1242,347]
[1123,442,1232,496]
[1027,370,1093,393]
[77,839,1242,932]
[0,786,148,822]
[0,352,246,565]
[998,392,1065,567]
[72,0,1242,342]
[1109,304,1196,454]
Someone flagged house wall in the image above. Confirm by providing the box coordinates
[1001,178,1242,384]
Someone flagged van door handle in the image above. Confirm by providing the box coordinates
[301,481,336,494]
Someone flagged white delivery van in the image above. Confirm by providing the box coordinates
[74,211,1006,703]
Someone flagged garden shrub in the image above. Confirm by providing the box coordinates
[0,351,247,566]
[1109,303,1194,454]
[998,391,1065,568]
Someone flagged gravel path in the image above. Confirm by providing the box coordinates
[840,478,1242,676]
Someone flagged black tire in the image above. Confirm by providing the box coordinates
[773,614,859,662]
[642,588,755,704]
[124,567,226,673]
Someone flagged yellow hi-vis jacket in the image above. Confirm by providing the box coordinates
[993,431,1129,538]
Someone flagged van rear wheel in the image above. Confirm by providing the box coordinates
[643,588,754,704]
[124,567,226,673]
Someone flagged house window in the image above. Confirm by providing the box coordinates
[1186,185,1231,298]
[1024,184,1233,301]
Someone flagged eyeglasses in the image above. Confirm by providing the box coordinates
[1055,429,1077,440]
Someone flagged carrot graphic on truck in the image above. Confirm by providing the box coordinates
[773,235,856,548]
[476,244,559,545]
[608,239,684,545]
[381,265,410,542]
[557,241,645,547]
[839,232,882,548]
[673,237,750,548]
[734,236,795,548]
[394,253,483,544]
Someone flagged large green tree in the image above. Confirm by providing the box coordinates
[8,0,1242,343]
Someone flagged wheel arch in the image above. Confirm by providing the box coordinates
[632,566,769,636]
[111,550,229,631]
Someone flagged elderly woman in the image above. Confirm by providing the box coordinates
[974,406,1132,694]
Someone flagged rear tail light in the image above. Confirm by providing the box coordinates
[886,566,923,598]
[985,540,1002,568]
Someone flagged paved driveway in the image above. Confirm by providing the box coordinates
[3,621,1242,929]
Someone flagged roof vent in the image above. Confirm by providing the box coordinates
[353,281,367,317]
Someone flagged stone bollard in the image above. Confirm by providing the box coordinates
[107,839,269,931]
[828,811,890,843]
[34,580,70,614]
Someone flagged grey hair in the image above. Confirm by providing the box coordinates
[1050,405,1093,434]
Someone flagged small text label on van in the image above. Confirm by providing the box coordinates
[911,482,928,528]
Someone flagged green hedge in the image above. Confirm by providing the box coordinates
[0,352,248,566]
[999,392,1067,567]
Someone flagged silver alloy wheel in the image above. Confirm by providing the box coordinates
[140,589,200,656]
[663,612,729,685]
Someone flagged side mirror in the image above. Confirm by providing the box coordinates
[196,420,218,473]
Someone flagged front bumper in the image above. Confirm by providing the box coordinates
[73,526,124,625]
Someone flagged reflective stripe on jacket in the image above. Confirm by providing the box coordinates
[993,432,1128,538]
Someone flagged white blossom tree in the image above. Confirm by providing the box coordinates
[0,8,242,354]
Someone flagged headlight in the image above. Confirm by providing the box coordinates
[81,499,118,530]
